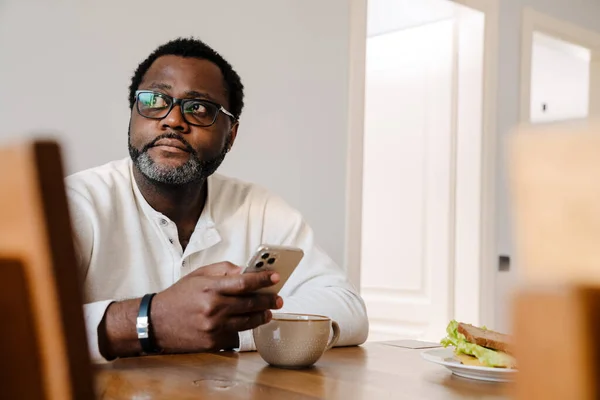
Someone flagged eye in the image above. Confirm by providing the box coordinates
[139,93,168,109]
[185,101,209,116]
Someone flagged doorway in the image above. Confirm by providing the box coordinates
[348,0,498,343]
[530,32,591,124]
[520,7,600,124]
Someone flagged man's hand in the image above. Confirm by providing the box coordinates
[152,262,282,352]
[191,262,243,277]
[98,262,282,359]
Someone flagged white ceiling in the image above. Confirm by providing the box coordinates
[367,0,456,37]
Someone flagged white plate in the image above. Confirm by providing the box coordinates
[421,348,517,382]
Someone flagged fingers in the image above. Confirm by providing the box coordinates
[216,270,280,295]
[224,310,274,332]
[192,262,241,277]
[225,293,284,315]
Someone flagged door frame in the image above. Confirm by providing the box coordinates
[520,7,600,122]
[345,0,499,328]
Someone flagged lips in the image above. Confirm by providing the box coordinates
[152,138,190,152]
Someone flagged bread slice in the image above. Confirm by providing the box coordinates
[457,322,512,355]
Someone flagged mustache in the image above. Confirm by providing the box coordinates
[142,132,197,155]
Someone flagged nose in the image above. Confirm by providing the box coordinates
[161,102,190,133]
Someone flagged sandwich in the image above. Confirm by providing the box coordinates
[440,320,516,369]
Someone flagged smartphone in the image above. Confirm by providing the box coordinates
[241,244,304,294]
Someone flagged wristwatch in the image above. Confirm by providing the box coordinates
[136,293,161,354]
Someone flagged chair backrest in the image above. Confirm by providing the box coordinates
[508,119,600,287]
[0,140,95,399]
[508,120,600,400]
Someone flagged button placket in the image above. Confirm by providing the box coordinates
[159,219,177,247]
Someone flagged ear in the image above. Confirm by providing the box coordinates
[227,121,240,152]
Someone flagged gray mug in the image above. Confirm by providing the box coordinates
[253,313,341,369]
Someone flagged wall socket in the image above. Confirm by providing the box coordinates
[499,255,510,272]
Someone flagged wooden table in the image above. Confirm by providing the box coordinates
[95,342,512,399]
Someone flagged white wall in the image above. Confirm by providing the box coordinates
[530,32,590,123]
[494,0,600,332]
[0,0,350,266]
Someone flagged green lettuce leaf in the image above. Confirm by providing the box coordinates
[440,320,516,368]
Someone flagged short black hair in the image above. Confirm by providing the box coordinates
[128,37,244,119]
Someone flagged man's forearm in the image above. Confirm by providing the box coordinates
[96,295,241,359]
[97,298,143,359]
[95,267,278,359]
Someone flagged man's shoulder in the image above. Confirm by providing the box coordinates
[210,173,272,199]
[210,173,300,217]
[65,158,132,200]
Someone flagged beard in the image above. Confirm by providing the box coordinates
[129,130,231,186]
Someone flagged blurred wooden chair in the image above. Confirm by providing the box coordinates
[0,140,95,399]
[512,285,600,399]
[508,120,600,400]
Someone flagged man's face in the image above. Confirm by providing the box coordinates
[129,55,238,185]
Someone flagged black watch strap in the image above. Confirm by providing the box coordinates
[136,293,161,354]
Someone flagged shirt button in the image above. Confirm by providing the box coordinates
[160,219,168,226]
[169,238,174,244]
[182,260,186,268]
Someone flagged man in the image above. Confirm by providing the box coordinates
[66,37,368,363]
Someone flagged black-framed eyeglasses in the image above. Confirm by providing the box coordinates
[135,90,236,127]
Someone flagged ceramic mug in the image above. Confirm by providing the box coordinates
[253,313,341,369]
